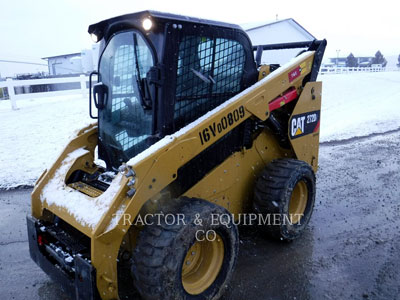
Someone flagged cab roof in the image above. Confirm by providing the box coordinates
[88,10,243,41]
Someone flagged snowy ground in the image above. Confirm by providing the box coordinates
[320,72,400,142]
[0,71,399,189]
[0,95,92,189]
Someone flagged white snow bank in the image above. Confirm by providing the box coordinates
[0,71,399,189]
[41,147,123,228]
[319,72,400,142]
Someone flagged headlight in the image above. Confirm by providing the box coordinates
[142,18,153,31]
[91,33,99,43]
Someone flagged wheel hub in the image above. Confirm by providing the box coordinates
[181,233,224,295]
[288,180,308,224]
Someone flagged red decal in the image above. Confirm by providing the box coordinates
[313,120,320,133]
[288,66,301,82]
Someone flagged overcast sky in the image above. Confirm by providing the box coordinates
[1,0,399,65]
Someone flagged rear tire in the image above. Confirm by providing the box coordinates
[132,197,238,300]
[253,158,316,241]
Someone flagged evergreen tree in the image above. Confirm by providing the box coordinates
[346,53,358,67]
[372,51,387,67]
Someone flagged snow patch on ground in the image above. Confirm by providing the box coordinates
[0,95,91,189]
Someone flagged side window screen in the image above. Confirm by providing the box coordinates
[175,36,245,130]
[111,44,135,116]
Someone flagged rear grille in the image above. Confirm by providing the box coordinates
[43,222,89,255]
[68,181,104,197]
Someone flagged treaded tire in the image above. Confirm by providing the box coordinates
[132,197,239,300]
[253,158,316,241]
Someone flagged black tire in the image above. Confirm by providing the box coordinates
[132,197,239,300]
[253,158,316,241]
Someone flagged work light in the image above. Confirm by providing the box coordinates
[91,33,99,43]
[142,18,153,31]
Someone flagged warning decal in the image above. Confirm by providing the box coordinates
[288,62,308,83]
[288,66,301,82]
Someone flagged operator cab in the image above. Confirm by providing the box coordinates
[89,11,258,169]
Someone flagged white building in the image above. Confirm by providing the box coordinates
[0,59,48,78]
[42,52,83,76]
[81,44,100,73]
[242,18,315,65]
[42,44,100,76]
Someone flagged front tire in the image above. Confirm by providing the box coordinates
[253,158,316,241]
[132,197,239,300]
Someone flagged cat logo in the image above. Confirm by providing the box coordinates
[289,110,321,139]
[291,116,306,137]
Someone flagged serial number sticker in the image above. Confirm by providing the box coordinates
[199,106,245,145]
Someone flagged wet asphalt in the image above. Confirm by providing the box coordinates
[0,130,399,300]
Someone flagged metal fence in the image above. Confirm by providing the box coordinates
[320,66,400,75]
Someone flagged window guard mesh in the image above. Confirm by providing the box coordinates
[175,36,245,130]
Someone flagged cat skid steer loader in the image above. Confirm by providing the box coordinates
[27,11,326,300]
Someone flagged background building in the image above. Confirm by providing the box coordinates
[0,59,48,78]
[42,44,100,76]
[242,18,315,65]
[42,52,82,75]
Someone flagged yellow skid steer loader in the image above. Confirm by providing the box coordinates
[27,11,326,300]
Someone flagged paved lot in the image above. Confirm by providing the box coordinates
[1,130,399,300]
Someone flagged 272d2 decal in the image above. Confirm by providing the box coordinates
[289,110,320,139]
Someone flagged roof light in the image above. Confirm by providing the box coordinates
[91,33,99,43]
[142,18,153,31]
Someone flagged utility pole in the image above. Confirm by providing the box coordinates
[336,49,341,67]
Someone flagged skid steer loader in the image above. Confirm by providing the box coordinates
[27,11,326,300]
